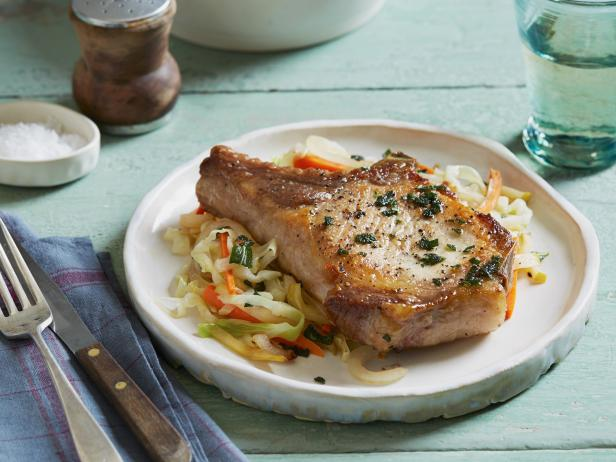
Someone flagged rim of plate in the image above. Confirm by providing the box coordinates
[125,118,600,398]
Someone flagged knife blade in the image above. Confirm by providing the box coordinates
[19,246,97,353]
[19,244,191,462]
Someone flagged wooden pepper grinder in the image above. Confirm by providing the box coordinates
[70,0,181,135]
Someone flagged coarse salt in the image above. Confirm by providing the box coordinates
[0,122,86,161]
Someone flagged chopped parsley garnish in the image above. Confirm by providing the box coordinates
[446,243,457,251]
[383,149,394,158]
[469,257,481,265]
[314,376,326,384]
[337,247,349,256]
[244,280,266,292]
[452,227,463,235]
[280,343,310,357]
[418,237,439,250]
[350,154,364,161]
[417,253,445,266]
[304,324,334,345]
[460,256,503,287]
[449,217,468,225]
[358,251,368,257]
[374,190,399,216]
[432,278,443,287]
[462,245,475,253]
[404,187,444,219]
[417,184,447,192]
[354,210,366,218]
[229,235,254,267]
[382,208,399,217]
[375,191,396,207]
[382,333,391,342]
[533,251,550,262]
[355,233,377,245]
[323,216,334,226]
[481,255,503,278]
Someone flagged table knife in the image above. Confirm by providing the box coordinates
[19,245,191,462]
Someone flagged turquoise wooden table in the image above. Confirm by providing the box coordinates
[1,1,615,460]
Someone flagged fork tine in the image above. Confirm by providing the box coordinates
[0,235,30,312]
[0,219,43,308]
[0,269,19,314]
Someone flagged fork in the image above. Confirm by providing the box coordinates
[0,219,123,462]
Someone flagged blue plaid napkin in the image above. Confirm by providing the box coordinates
[0,213,247,462]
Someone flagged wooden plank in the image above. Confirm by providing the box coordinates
[249,450,616,462]
[0,0,525,97]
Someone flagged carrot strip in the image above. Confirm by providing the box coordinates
[203,285,259,322]
[293,154,347,172]
[224,270,238,295]
[203,285,224,310]
[295,336,325,357]
[416,162,434,174]
[505,270,518,320]
[218,233,239,294]
[478,168,503,213]
[228,307,260,323]
[320,324,333,334]
[275,336,325,357]
[195,206,206,215]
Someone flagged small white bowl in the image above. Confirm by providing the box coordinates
[0,101,100,187]
[172,0,387,52]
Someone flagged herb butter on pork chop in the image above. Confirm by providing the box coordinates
[196,145,516,353]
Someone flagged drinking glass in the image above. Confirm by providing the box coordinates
[514,0,616,169]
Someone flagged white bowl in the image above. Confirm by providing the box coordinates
[0,101,100,187]
[172,0,387,52]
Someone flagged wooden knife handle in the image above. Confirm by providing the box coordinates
[76,343,191,462]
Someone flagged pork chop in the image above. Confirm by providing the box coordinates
[197,145,516,352]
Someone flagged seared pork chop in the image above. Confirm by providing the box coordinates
[197,146,516,352]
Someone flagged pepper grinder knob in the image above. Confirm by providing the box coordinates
[70,0,181,135]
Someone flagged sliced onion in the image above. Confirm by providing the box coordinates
[287,135,367,169]
[218,304,235,316]
[252,334,289,357]
[334,333,351,361]
[179,212,209,230]
[347,346,407,385]
[501,185,532,202]
[514,252,542,270]
[243,305,286,323]
[164,228,191,256]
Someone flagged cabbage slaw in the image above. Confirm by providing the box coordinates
[164,211,354,366]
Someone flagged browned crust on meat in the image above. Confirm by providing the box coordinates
[325,284,506,351]
[200,145,429,208]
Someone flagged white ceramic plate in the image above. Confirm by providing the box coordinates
[125,120,599,423]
